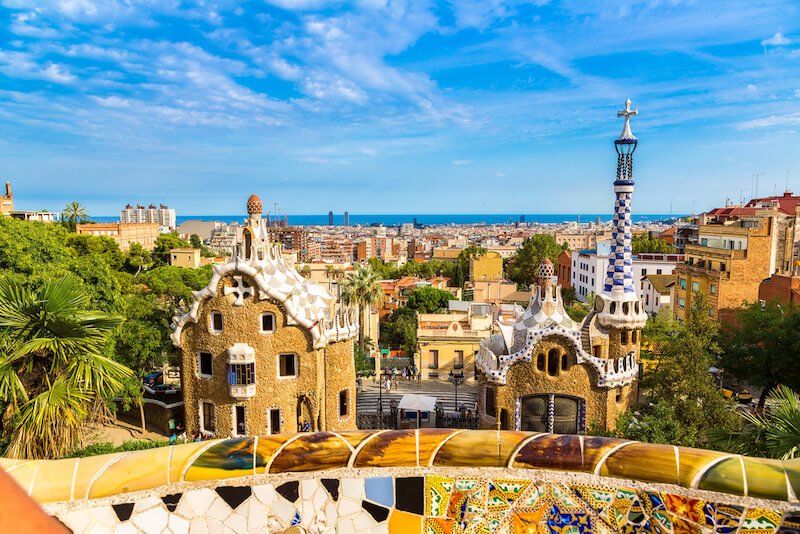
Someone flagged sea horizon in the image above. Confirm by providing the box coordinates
[90,213,682,227]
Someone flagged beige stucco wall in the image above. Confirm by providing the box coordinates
[179,273,356,437]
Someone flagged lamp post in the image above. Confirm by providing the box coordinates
[448,370,465,415]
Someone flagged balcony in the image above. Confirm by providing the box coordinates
[229,383,257,400]
[227,343,256,400]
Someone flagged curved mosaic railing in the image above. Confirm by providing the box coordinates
[2,430,799,533]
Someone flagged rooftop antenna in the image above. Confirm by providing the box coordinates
[754,173,765,198]
[739,189,748,205]
[786,170,791,193]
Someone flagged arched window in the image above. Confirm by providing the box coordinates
[243,229,253,259]
[485,387,496,417]
[536,353,545,372]
[631,330,638,344]
[561,352,569,371]
[620,331,628,344]
[210,311,223,334]
[547,349,559,376]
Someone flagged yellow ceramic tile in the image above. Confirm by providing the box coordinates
[742,457,789,501]
[89,447,170,499]
[353,430,418,468]
[0,459,25,470]
[29,458,77,503]
[5,460,40,497]
[254,434,296,474]
[418,429,460,466]
[785,459,800,500]
[677,447,728,488]
[269,432,351,473]
[388,509,422,533]
[73,453,126,500]
[432,430,529,467]
[184,437,256,482]
[333,430,377,451]
[169,440,218,483]
[581,436,631,472]
[599,443,678,485]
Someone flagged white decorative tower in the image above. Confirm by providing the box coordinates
[596,99,648,330]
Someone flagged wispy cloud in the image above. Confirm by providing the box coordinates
[452,159,473,165]
[762,32,792,46]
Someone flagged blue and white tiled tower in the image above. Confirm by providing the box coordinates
[596,100,648,331]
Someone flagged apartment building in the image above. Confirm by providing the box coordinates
[121,203,177,230]
[76,222,159,252]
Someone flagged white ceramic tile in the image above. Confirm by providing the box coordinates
[183,488,217,517]
[270,497,296,524]
[324,501,338,525]
[168,513,190,534]
[206,518,225,534]
[312,486,328,510]
[301,479,318,499]
[207,496,232,522]
[132,505,169,534]
[341,479,364,500]
[225,511,247,533]
[86,522,109,534]
[370,524,389,534]
[114,523,138,534]
[338,497,361,517]
[353,511,376,531]
[188,517,209,534]
[338,517,356,534]
[61,509,93,534]
[246,498,266,531]
[252,484,277,506]
[90,505,119,528]
[134,497,163,513]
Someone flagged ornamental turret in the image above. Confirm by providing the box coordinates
[595,99,648,330]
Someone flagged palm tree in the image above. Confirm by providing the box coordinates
[0,276,132,458]
[340,265,384,351]
[62,201,89,231]
[711,385,800,459]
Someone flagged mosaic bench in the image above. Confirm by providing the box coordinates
[2,430,799,533]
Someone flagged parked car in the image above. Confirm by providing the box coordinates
[721,383,752,404]
[143,370,163,386]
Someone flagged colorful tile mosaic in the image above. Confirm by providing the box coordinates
[2,430,798,533]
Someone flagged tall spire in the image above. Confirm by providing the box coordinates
[596,100,647,330]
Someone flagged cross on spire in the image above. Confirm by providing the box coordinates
[617,98,638,141]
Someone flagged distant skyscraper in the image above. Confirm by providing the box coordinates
[344,211,350,226]
[120,203,176,230]
[328,211,334,226]
[519,214,525,223]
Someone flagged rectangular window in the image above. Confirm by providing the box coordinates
[692,281,699,292]
[642,269,647,275]
[679,278,687,289]
[720,263,726,272]
[229,362,255,385]
[279,353,297,377]
[269,408,281,434]
[235,406,246,436]
[657,269,662,274]
[430,350,439,369]
[211,311,223,333]
[202,402,215,432]
[710,284,716,294]
[339,390,349,417]
[679,298,686,309]
[198,352,213,377]
[454,350,464,369]
[261,313,275,333]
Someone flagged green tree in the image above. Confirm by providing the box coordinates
[406,286,453,313]
[720,302,800,408]
[506,235,565,288]
[124,242,153,275]
[616,293,740,448]
[379,307,417,355]
[354,337,376,378]
[152,233,192,267]
[711,385,800,459]
[61,201,89,231]
[632,235,674,254]
[340,265,385,350]
[138,265,213,308]
[0,276,132,458]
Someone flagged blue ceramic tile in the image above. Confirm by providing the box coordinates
[365,477,394,507]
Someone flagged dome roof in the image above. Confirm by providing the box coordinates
[246,194,263,215]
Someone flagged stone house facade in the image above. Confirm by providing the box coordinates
[172,195,359,437]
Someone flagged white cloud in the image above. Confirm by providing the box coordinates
[761,32,791,46]
[495,171,506,177]
[737,112,800,130]
[452,159,473,165]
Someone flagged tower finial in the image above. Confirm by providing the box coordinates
[616,99,638,142]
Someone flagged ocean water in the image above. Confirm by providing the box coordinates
[92,213,679,226]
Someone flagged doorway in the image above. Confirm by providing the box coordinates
[519,394,582,434]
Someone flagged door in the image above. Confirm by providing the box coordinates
[520,394,581,434]
[235,406,246,436]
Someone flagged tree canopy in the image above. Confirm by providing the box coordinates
[506,234,566,288]
[406,286,453,313]
[632,234,675,254]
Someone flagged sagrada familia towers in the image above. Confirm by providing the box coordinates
[476,100,648,432]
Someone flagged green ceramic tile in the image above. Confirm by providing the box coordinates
[184,437,256,481]
[676,446,727,489]
[784,458,800,501]
[697,457,745,497]
[581,436,631,472]
[599,443,678,485]
[742,457,789,501]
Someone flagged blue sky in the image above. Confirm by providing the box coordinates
[1,1,799,216]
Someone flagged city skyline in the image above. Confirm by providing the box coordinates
[1,1,799,215]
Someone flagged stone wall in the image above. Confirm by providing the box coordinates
[4,430,798,533]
